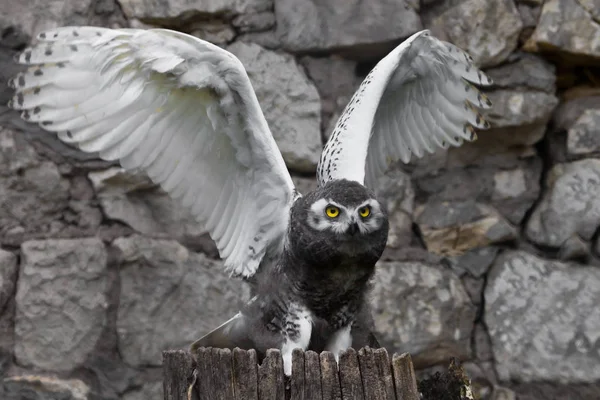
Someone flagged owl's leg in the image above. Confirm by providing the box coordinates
[281,306,313,376]
[351,304,381,349]
[324,323,353,364]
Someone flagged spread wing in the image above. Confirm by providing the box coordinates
[9,27,296,278]
[317,29,494,188]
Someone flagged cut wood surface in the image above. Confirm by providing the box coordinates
[163,347,421,400]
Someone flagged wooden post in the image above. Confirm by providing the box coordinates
[162,350,195,400]
[163,347,421,400]
[391,353,419,400]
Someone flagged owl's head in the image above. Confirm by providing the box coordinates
[288,179,389,264]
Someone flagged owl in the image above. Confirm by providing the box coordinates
[8,27,493,375]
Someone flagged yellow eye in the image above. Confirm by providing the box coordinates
[326,206,340,218]
[359,206,371,218]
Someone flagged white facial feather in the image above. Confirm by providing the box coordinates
[307,198,385,235]
[357,199,385,234]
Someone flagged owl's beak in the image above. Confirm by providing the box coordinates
[347,222,359,236]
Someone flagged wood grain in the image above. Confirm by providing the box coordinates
[338,349,364,400]
[320,351,342,400]
[162,350,194,400]
[304,350,323,400]
[163,348,425,400]
[357,347,393,400]
[373,348,396,400]
[290,348,306,400]
[391,353,419,400]
[232,348,259,400]
[195,347,215,400]
[258,349,286,400]
[210,348,234,400]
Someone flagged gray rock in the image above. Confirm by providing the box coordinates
[299,56,359,138]
[578,0,600,23]
[566,109,600,157]
[490,161,544,224]
[492,168,529,200]
[114,235,250,367]
[558,234,591,261]
[408,104,549,190]
[374,168,415,250]
[235,0,273,14]
[474,323,494,362]
[414,200,517,257]
[0,0,125,39]
[553,94,600,133]
[414,148,543,225]
[380,245,445,265]
[420,0,466,27]
[475,360,500,387]
[485,53,556,93]
[291,175,318,195]
[526,159,600,248]
[492,386,516,400]
[0,250,16,375]
[485,251,600,382]
[0,127,104,246]
[189,20,236,45]
[228,42,322,172]
[547,92,600,164]
[15,238,108,372]
[88,167,211,251]
[117,0,272,22]
[122,381,162,400]
[0,127,68,246]
[525,0,600,62]
[0,21,29,49]
[448,246,499,278]
[0,306,13,376]
[298,55,358,109]
[0,376,90,400]
[461,275,484,306]
[0,249,17,312]
[237,30,280,50]
[430,0,523,67]
[0,0,91,37]
[0,111,117,170]
[275,0,421,59]
[0,46,24,109]
[72,353,142,400]
[517,2,542,44]
[371,260,476,368]
[482,89,559,147]
[517,1,542,43]
[507,381,600,400]
[232,11,275,33]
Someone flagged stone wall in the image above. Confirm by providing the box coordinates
[0,0,599,399]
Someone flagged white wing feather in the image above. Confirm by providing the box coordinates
[317,30,494,188]
[9,26,296,278]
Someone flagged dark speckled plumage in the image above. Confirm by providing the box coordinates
[192,180,388,361]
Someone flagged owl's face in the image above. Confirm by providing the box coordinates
[306,197,385,239]
[288,179,389,265]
